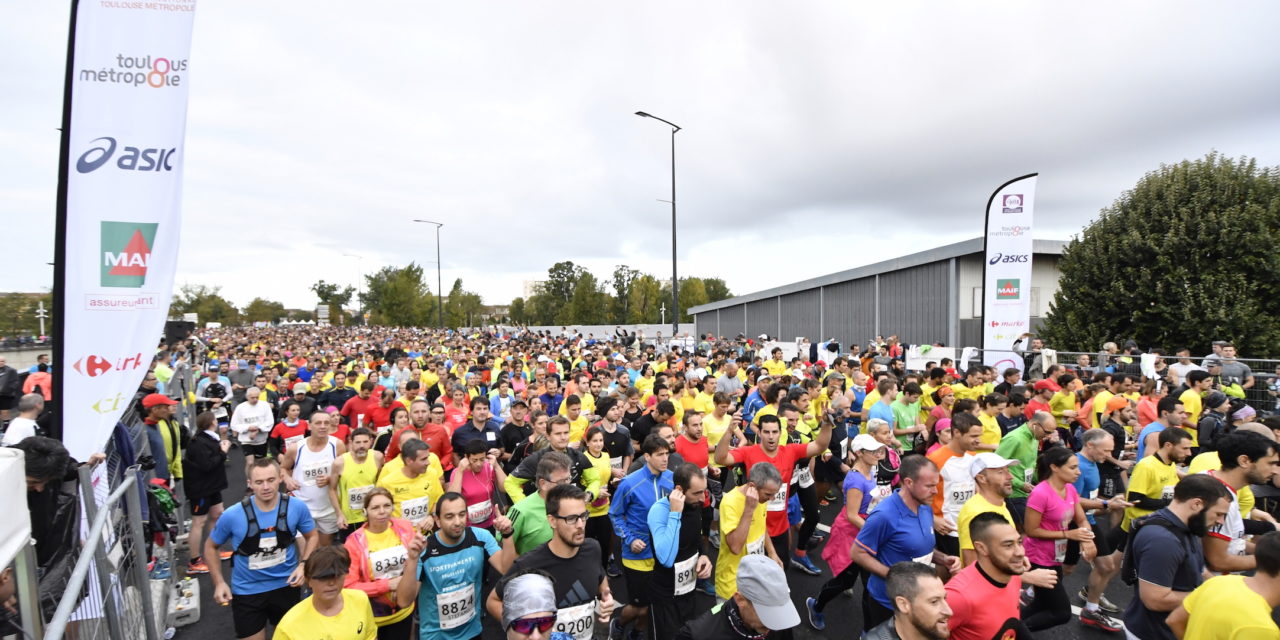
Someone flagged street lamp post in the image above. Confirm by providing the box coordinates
[413,219,445,329]
[635,111,680,339]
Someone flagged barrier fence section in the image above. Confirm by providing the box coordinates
[44,467,161,640]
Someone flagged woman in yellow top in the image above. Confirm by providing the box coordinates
[1049,374,1080,429]
[976,393,1007,451]
[635,364,656,400]
[276,545,378,640]
[340,488,423,640]
[580,426,615,573]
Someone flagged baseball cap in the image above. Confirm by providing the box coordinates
[294,383,309,394]
[206,363,220,372]
[1104,396,1129,414]
[970,452,1016,477]
[934,418,952,433]
[141,393,177,409]
[1203,391,1228,410]
[1033,379,1061,392]
[850,434,886,452]
[944,367,959,378]
[736,555,801,630]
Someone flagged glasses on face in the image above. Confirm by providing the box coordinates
[551,511,591,525]
[509,615,557,635]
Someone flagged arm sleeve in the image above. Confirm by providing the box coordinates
[609,478,635,544]
[1127,491,1171,511]
[647,501,680,567]
[854,510,887,556]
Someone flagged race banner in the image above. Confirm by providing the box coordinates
[57,0,197,459]
[981,174,1037,374]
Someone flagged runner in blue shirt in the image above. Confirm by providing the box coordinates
[396,492,510,640]
[208,458,318,640]
[850,454,959,633]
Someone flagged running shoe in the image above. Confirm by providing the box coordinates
[609,617,625,640]
[606,558,623,578]
[805,597,826,630]
[791,555,822,576]
[1080,608,1123,632]
[1077,587,1121,615]
[186,559,210,575]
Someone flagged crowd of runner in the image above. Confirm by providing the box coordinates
[10,325,1280,640]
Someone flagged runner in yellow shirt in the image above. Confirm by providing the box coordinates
[274,546,377,640]
[376,438,444,529]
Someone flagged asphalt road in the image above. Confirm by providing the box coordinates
[173,449,1132,639]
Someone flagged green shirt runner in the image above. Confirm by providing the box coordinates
[995,423,1039,498]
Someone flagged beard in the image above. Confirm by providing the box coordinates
[1187,509,1211,537]
[910,611,951,640]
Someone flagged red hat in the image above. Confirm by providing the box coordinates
[944,367,959,378]
[1033,379,1061,392]
[142,393,177,408]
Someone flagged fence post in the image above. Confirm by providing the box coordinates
[14,542,44,639]
[76,465,127,639]
[124,470,164,640]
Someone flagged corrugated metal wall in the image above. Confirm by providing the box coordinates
[877,262,950,345]
[779,289,821,341]
[697,314,717,338]
[719,305,746,338]
[745,298,779,339]
[822,279,876,350]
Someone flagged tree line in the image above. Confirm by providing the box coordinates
[508,261,731,326]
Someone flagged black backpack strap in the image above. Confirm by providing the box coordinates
[274,495,295,550]
[236,497,260,558]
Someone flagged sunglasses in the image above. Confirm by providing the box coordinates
[509,615,557,635]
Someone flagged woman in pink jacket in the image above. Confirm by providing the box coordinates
[343,487,426,640]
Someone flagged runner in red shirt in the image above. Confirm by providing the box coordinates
[339,381,380,436]
[714,411,831,571]
[386,399,455,471]
[1024,379,1057,420]
[673,411,713,509]
[267,402,310,457]
[364,389,397,433]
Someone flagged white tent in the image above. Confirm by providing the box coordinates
[0,448,30,568]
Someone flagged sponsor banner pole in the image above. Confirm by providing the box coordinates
[981,174,1037,374]
[57,0,197,459]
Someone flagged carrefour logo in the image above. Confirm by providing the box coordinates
[101,221,157,288]
[988,252,1029,265]
[996,279,1021,300]
[77,137,177,173]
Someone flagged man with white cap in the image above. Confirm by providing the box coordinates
[956,452,1018,567]
[674,554,800,639]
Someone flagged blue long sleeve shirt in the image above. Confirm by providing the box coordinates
[647,497,683,568]
[609,465,673,561]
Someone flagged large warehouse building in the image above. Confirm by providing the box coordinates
[688,237,1067,350]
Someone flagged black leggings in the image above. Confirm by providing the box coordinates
[586,515,613,571]
[376,614,416,640]
[1022,563,1070,631]
[771,532,791,567]
[813,563,861,612]
[794,482,821,551]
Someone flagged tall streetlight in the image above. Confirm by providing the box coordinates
[635,111,680,338]
[413,219,445,329]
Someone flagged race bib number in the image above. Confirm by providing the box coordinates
[347,485,374,511]
[485,432,497,443]
[868,484,894,513]
[1054,538,1069,563]
[673,554,698,596]
[370,545,407,581]
[284,434,305,450]
[436,585,476,630]
[213,406,228,419]
[248,535,286,571]
[912,552,934,566]
[610,456,624,471]
[356,413,366,428]
[746,535,766,556]
[467,500,493,524]
[300,460,329,486]
[1161,484,1175,501]
[554,601,595,640]
[794,466,814,489]
[401,496,431,521]
[1024,468,1035,485]
[766,485,788,512]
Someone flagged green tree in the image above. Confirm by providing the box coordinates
[508,297,527,324]
[171,284,241,325]
[444,279,486,328]
[544,261,584,308]
[610,266,641,324]
[287,310,315,322]
[243,297,286,324]
[627,274,663,323]
[661,277,709,323]
[361,263,436,327]
[311,280,355,326]
[1040,152,1280,355]
[703,278,732,303]
[0,293,49,336]
[565,271,608,324]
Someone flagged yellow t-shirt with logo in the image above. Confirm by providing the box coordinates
[337,452,380,526]
[951,384,983,402]
[693,392,716,415]
[376,454,444,522]
[978,413,1002,447]
[716,488,769,597]
[764,359,789,377]
[1122,454,1179,531]
[274,589,376,640]
[362,526,414,625]
[1181,575,1277,640]
[1180,389,1203,447]
[958,494,1013,553]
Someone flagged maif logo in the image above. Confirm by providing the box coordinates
[996,279,1021,300]
[101,221,157,288]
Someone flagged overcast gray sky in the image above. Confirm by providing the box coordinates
[5,2,1280,311]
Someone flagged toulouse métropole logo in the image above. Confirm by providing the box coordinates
[76,137,177,173]
[79,54,187,88]
[101,221,157,288]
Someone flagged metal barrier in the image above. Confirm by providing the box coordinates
[44,467,162,640]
